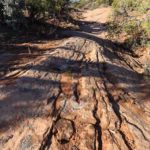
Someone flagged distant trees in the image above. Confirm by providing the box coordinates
[96,0,113,5]
[75,0,114,8]
[0,0,72,28]
[48,0,71,19]
[0,0,4,22]
[25,0,71,20]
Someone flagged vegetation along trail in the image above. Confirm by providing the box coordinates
[0,5,150,150]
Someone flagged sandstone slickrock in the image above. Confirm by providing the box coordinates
[0,36,150,150]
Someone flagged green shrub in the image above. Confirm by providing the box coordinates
[26,0,49,20]
[75,0,114,8]
[1,0,72,30]
[112,0,140,16]
[74,0,89,8]
[138,0,150,13]
[96,0,113,6]
[108,0,150,51]
[0,0,4,22]
[141,20,150,36]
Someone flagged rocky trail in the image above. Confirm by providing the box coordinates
[0,7,150,150]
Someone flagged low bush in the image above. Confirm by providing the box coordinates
[0,0,4,22]
[96,0,113,6]
[108,0,150,52]
[0,0,72,31]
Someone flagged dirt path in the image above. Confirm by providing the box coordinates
[0,7,150,150]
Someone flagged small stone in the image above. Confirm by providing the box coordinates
[72,145,79,150]
[19,135,32,150]
[54,119,74,144]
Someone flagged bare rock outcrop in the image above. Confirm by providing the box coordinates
[0,36,150,150]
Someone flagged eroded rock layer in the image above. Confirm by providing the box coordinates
[0,37,150,150]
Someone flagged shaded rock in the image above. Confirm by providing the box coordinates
[54,119,75,144]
